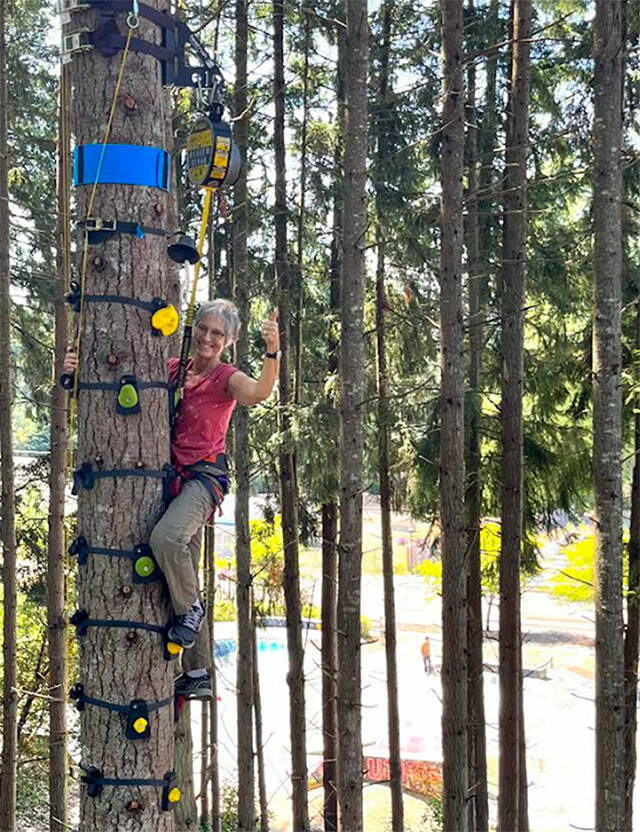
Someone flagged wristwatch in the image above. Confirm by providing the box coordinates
[265,351,280,359]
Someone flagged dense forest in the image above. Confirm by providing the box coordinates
[1,0,639,831]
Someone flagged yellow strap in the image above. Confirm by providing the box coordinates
[67,27,134,469]
[184,187,213,327]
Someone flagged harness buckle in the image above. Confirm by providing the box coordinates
[85,218,117,232]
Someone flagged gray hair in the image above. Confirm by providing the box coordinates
[195,299,241,345]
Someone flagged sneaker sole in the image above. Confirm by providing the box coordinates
[167,629,196,649]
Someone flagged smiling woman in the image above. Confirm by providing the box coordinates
[62,297,280,698]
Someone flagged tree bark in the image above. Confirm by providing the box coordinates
[440,2,468,830]
[593,3,626,829]
[273,3,310,829]
[48,58,71,832]
[337,1,368,829]
[68,4,178,828]
[0,0,17,825]
[175,702,198,831]
[464,2,488,828]
[374,3,403,830]
[498,3,531,829]
[234,2,255,828]
[252,607,269,832]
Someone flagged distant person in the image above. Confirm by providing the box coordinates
[421,635,433,674]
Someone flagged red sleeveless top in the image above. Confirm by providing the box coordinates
[169,358,238,466]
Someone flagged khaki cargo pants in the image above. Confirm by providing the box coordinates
[149,478,213,672]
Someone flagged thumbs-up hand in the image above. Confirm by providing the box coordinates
[261,309,280,353]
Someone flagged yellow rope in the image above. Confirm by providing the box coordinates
[67,26,134,469]
[184,187,213,327]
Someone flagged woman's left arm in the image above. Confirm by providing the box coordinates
[227,311,280,406]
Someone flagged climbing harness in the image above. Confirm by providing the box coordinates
[70,683,172,741]
[79,766,180,809]
[65,282,178,336]
[69,535,160,583]
[70,608,183,661]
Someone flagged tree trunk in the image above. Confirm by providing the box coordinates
[321,33,344,826]
[321,503,339,832]
[273,3,310,829]
[464,2,488,827]
[624,289,640,831]
[48,58,71,832]
[0,0,17,825]
[205,524,222,832]
[252,607,269,832]
[234,2,255,828]
[498,2,531,829]
[175,702,198,831]
[440,2,468,830]
[374,3,403,830]
[68,5,177,828]
[593,3,625,829]
[337,1,368,829]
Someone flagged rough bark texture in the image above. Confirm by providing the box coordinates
[374,3,403,830]
[498,3,531,829]
[273,3,310,829]
[593,3,626,829]
[321,503,339,832]
[48,59,71,832]
[252,608,269,832]
[0,0,18,824]
[439,2,468,830]
[337,1,367,829]
[68,5,179,828]
[175,702,197,830]
[233,2,255,828]
[463,3,488,827]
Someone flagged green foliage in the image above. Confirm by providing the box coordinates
[549,532,596,603]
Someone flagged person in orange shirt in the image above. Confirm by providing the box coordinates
[421,635,433,674]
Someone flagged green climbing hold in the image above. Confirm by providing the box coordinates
[134,555,155,578]
[116,375,141,415]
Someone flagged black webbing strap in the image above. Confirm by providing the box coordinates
[76,379,172,393]
[67,281,170,315]
[69,535,160,583]
[72,462,174,503]
[78,0,177,32]
[80,765,179,809]
[70,683,172,740]
[76,218,167,244]
[70,608,166,638]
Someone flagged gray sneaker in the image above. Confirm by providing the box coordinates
[175,672,212,700]
[168,600,205,649]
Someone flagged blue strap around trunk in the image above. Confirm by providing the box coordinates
[74,144,170,191]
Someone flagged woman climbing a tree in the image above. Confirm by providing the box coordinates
[64,299,280,699]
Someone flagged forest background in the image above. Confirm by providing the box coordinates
[1,0,639,831]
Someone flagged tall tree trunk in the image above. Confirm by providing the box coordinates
[48,58,71,832]
[273,3,310,829]
[464,2,488,828]
[337,2,368,830]
[252,607,269,832]
[294,0,311,407]
[440,3,468,830]
[593,2,626,829]
[624,290,640,829]
[321,32,344,825]
[234,1,255,828]
[0,0,17,825]
[68,5,176,828]
[374,3,403,830]
[498,3,531,829]
[175,702,198,830]
[205,524,222,832]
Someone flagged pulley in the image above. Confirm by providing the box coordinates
[186,115,241,190]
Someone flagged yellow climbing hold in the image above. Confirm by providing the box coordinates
[167,641,182,656]
[133,716,148,734]
[152,304,179,336]
[168,787,181,803]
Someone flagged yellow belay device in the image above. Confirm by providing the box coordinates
[60,0,241,813]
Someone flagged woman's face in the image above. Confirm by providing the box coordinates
[194,314,227,363]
